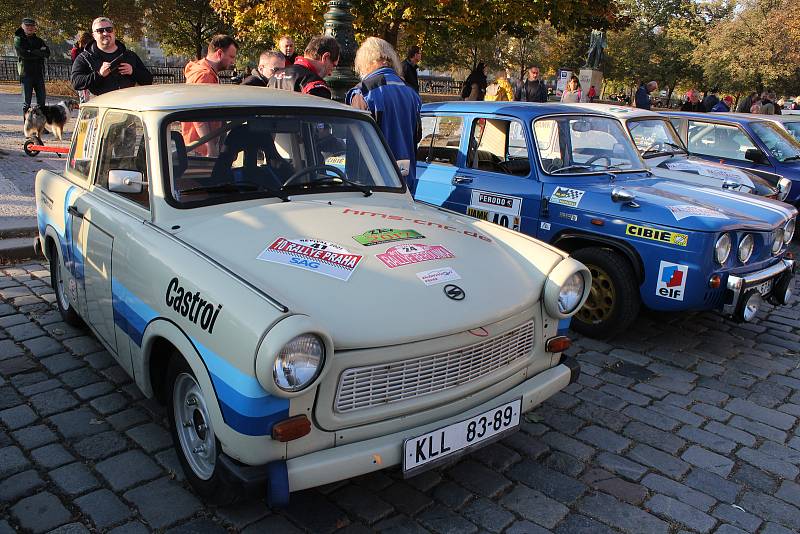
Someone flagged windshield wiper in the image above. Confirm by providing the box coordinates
[641,141,685,157]
[782,155,800,161]
[551,164,591,174]
[301,176,373,197]
[180,182,290,201]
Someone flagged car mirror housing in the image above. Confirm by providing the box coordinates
[745,148,766,164]
[108,170,146,194]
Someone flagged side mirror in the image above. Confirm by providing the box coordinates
[109,170,146,193]
[745,148,766,164]
[396,159,410,177]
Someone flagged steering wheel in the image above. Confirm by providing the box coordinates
[283,164,347,188]
[583,155,611,166]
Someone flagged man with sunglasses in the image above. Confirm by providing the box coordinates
[71,17,152,97]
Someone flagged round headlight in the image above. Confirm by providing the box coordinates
[715,233,731,264]
[738,234,754,263]
[784,218,795,244]
[772,228,785,254]
[273,334,324,392]
[558,272,585,314]
[777,178,792,201]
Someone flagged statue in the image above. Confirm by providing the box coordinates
[585,30,607,70]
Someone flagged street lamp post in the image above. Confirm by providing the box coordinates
[323,0,360,102]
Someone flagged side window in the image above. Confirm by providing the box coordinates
[418,116,463,166]
[533,119,563,169]
[68,108,100,181]
[96,112,149,209]
[688,121,755,161]
[467,118,530,176]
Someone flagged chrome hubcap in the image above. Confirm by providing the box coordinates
[173,373,216,480]
[54,254,70,310]
[576,264,616,325]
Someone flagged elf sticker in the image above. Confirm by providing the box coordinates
[256,238,363,281]
[656,260,688,301]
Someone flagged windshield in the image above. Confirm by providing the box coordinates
[164,111,403,206]
[532,115,645,174]
[627,118,686,157]
[750,122,800,162]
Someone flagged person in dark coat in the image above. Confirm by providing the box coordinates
[268,35,339,99]
[278,36,298,68]
[241,50,285,86]
[514,66,547,102]
[680,89,706,112]
[711,95,733,112]
[71,17,153,97]
[462,62,488,101]
[634,80,658,110]
[14,18,50,115]
[401,45,421,93]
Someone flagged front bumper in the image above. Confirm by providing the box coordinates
[723,258,796,316]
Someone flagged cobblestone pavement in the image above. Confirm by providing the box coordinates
[0,253,799,534]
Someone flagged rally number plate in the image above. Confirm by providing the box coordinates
[402,398,521,476]
[753,278,774,296]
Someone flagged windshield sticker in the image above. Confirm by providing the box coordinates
[256,238,363,281]
[626,224,688,247]
[416,266,462,286]
[668,204,729,220]
[662,161,746,181]
[341,208,492,242]
[550,187,586,208]
[376,244,455,269]
[656,261,688,301]
[353,228,425,247]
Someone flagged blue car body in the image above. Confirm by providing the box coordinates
[665,111,800,206]
[412,102,797,335]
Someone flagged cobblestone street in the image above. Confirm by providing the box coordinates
[0,255,797,533]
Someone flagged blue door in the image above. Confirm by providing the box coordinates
[413,114,466,210]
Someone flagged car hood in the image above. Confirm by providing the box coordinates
[172,194,567,349]
[576,174,795,231]
[648,155,777,196]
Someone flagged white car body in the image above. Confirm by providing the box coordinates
[35,85,589,505]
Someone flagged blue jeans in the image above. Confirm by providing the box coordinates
[21,75,46,113]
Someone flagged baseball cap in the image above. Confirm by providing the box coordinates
[22,18,36,25]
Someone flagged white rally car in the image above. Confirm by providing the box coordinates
[35,85,589,505]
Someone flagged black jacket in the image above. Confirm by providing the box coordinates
[515,79,547,102]
[241,68,269,87]
[402,59,419,93]
[14,28,50,78]
[267,58,330,99]
[680,101,706,112]
[71,41,153,96]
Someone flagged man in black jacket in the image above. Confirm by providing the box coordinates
[402,45,421,93]
[268,35,339,99]
[71,17,153,97]
[241,50,285,86]
[514,66,547,102]
[14,18,50,115]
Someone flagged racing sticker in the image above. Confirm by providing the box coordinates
[352,228,425,247]
[549,187,586,208]
[416,266,461,286]
[668,204,729,221]
[662,161,746,181]
[559,212,578,222]
[540,222,551,230]
[656,261,688,301]
[626,224,688,247]
[256,238,363,281]
[376,243,455,269]
[467,190,522,231]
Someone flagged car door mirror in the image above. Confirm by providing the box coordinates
[745,148,766,164]
[108,170,146,193]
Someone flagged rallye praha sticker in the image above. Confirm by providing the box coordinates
[376,243,455,269]
[256,238,363,281]
[353,228,425,246]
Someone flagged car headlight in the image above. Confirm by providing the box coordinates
[772,228,785,254]
[558,272,585,314]
[738,234,754,263]
[273,334,324,392]
[777,178,791,201]
[784,218,795,243]
[715,233,731,264]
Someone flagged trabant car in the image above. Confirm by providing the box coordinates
[570,104,789,201]
[34,85,590,505]
[413,102,797,338]
[665,111,800,207]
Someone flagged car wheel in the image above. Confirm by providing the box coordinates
[167,355,239,505]
[570,247,640,339]
[49,241,82,326]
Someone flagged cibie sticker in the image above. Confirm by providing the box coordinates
[376,244,455,269]
[656,261,688,301]
[550,187,586,208]
[668,204,728,220]
[353,228,424,247]
[626,224,688,247]
[256,238,363,281]
[416,266,461,286]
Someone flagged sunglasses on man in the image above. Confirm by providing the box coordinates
[94,27,114,34]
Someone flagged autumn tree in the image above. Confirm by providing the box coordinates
[146,0,230,59]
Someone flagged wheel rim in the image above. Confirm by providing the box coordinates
[173,372,216,480]
[575,263,616,325]
[53,252,70,311]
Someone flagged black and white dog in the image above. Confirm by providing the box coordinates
[23,100,80,144]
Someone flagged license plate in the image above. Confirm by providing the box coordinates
[753,278,774,296]
[402,398,521,476]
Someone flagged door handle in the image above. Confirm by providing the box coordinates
[452,175,473,185]
[68,205,83,219]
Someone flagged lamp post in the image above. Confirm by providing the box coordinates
[323,0,360,102]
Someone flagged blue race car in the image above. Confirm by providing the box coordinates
[412,102,797,338]
[664,111,800,207]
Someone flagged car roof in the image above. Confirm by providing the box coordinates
[661,111,773,125]
[85,84,355,113]
[562,103,661,120]
[759,114,800,123]
[420,100,619,118]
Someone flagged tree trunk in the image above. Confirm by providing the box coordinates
[195,24,202,60]
[383,24,399,48]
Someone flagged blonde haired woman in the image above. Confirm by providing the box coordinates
[346,37,422,179]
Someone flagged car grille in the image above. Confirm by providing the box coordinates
[334,321,535,413]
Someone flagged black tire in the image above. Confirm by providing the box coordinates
[23,139,40,157]
[167,354,239,506]
[570,247,640,339]
[48,241,82,326]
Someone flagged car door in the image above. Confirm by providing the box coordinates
[413,114,467,210]
[683,119,777,175]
